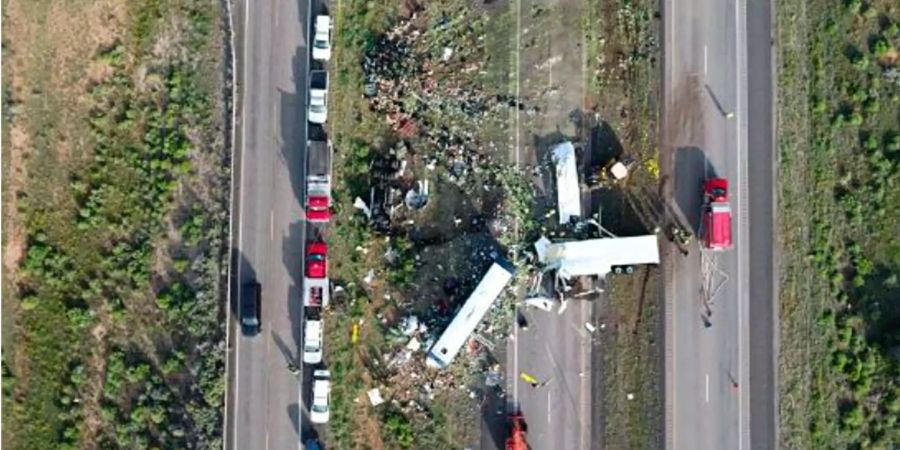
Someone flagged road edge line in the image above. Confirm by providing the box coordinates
[222,0,241,448]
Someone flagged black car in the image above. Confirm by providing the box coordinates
[241,281,261,336]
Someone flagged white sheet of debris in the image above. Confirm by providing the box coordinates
[551,142,581,224]
[367,388,385,406]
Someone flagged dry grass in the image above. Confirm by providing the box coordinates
[3,2,128,446]
[2,0,126,277]
[3,0,228,448]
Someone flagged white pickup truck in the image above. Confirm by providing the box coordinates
[308,70,328,124]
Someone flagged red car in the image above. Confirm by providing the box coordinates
[305,241,328,278]
[702,178,733,250]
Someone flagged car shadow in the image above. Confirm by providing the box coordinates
[585,119,625,173]
[229,249,260,327]
[672,147,718,232]
[282,219,307,357]
[289,401,316,442]
[477,348,511,450]
[277,38,312,437]
[280,50,309,209]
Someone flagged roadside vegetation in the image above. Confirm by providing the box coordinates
[777,0,900,447]
[2,0,229,448]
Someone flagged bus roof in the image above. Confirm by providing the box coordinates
[426,261,515,370]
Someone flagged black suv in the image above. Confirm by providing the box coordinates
[241,281,261,336]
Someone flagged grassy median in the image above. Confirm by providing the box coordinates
[583,0,664,445]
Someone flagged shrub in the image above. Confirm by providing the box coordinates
[841,403,865,430]
[862,97,879,114]
[384,410,415,448]
[853,53,870,70]
[833,352,849,371]
[872,38,893,59]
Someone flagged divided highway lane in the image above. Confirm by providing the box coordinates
[665,0,776,446]
[225,0,310,449]
[663,0,750,448]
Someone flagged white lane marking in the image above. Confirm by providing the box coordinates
[298,0,313,446]
[734,0,747,446]
[231,1,252,448]
[270,210,275,241]
[705,373,710,403]
[580,302,589,450]
[667,0,675,108]
[547,389,552,424]
[511,0,522,408]
[668,0,677,446]
[704,45,708,75]
[514,0,521,167]
[272,103,277,138]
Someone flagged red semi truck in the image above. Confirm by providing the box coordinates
[306,138,332,223]
[304,241,330,307]
[702,178,733,250]
[303,240,329,364]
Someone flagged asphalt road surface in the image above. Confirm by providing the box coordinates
[225,0,311,449]
[663,0,775,447]
[510,301,593,450]
[745,0,777,445]
[500,0,594,447]
[663,0,748,447]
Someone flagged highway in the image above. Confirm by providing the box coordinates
[512,301,593,450]
[502,0,593,447]
[663,0,775,447]
[224,0,311,449]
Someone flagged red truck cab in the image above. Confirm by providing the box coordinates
[305,195,331,222]
[702,178,733,250]
[305,241,328,278]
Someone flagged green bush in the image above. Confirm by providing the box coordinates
[384,410,415,448]
[862,96,879,114]
[832,352,849,371]
[841,403,865,430]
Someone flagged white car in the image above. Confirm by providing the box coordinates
[312,15,332,61]
[308,70,328,124]
[303,319,323,364]
[309,370,331,424]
